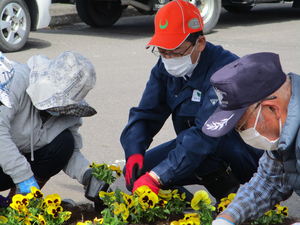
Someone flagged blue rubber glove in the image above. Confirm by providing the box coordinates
[16,176,40,195]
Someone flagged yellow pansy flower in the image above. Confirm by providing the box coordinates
[264,210,273,216]
[183,213,199,220]
[108,165,122,177]
[44,194,61,207]
[217,202,227,212]
[122,193,134,208]
[23,217,32,225]
[275,204,288,216]
[90,162,107,168]
[37,215,46,225]
[157,199,168,207]
[0,216,8,224]
[180,192,186,200]
[227,193,236,200]
[30,186,44,198]
[191,190,211,210]
[25,192,34,200]
[134,185,152,196]
[99,191,106,198]
[94,217,104,224]
[99,191,115,199]
[76,221,93,225]
[172,217,200,225]
[138,191,158,210]
[121,206,130,221]
[10,194,29,213]
[62,211,72,221]
[47,205,63,218]
[158,189,172,200]
[182,213,201,225]
[113,203,126,215]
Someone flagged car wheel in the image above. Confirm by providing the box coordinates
[223,5,253,13]
[189,0,221,34]
[0,0,31,52]
[76,0,123,27]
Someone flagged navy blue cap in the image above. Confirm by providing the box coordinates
[202,52,286,137]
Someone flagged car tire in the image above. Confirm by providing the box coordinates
[189,0,221,34]
[76,0,123,27]
[0,0,31,52]
[223,5,253,13]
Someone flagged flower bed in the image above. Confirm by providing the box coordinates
[0,163,297,225]
[63,203,297,225]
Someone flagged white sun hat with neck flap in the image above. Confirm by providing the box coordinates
[26,51,97,117]
[0,52,14,108]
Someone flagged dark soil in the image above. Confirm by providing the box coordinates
[63,203,298,225]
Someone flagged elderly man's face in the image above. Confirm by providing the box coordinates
[236,97,281,141]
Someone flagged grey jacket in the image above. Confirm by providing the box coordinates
[0,62,89,184]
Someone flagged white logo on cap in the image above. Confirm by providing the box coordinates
[205,114,234,131]
[214,87,228,106]
[188,18,200,29]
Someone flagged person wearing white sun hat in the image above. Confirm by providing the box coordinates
[0,51,107,206]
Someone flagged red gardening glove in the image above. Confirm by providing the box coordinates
[125,154,144,191]
[132,172,160,194]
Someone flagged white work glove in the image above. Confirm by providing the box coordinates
[212,217,235,225]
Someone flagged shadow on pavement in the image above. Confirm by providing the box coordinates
[39,14,155,41]
[22,38,52,51]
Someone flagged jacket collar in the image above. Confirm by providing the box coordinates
[278,73,300,151]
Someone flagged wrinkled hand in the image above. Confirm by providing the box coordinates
[212,217,235,225]
[125,154,144,191]
[132,172,160,194]
[16,176,40,195]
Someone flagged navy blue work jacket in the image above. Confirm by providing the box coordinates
[120,42,239,184]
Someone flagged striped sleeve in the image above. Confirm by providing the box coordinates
[223,152,293,224]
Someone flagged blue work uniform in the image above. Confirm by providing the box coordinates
[120,42,262,187]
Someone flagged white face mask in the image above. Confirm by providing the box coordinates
[162,46,200,78]
[238,105,282,151]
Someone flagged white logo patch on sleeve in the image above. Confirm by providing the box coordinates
[214,87,228,106]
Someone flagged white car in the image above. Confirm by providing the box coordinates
[0,0,51,52]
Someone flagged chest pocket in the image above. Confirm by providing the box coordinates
[170,89,204,134]
[177,90,204,117]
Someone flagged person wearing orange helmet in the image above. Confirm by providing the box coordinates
[120,0,262,201]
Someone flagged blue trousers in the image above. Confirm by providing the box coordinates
[143,132,263,187]
[0,129,74,191]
